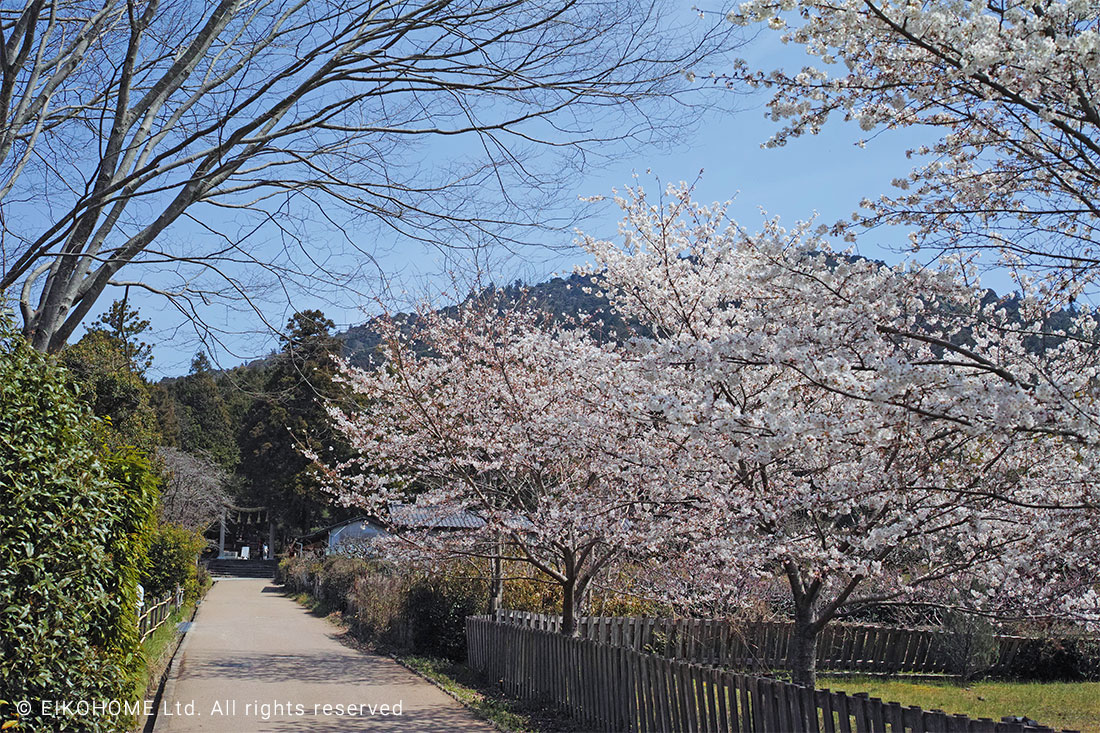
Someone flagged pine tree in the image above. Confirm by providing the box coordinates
[88,295,153,376]
[61,299,160,452]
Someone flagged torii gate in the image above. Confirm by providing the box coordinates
[217,505,275,559]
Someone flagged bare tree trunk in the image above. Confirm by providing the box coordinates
[785,561,823,688]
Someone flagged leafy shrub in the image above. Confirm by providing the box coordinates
[0,321,157,732]
[587,564,666,618]
[279,555,322,593]
[195,563,212,596]
[502,566,561,616]
[144,523,206,601]
[347,565,413,646]
[405,573,487,661]
[942,610,997,681]
[317,555,365,610]
[1002,635,1100,681]
[280,555,366,612]
[279,554,489,660]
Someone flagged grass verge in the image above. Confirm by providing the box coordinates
[397,655,581,733]
[133,603,193,732]
[819,676,1100,733]
[135,579,211,732]
[291,591,336,617]
[141,602,193,672]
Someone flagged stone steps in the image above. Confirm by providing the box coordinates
[205,559,277,579]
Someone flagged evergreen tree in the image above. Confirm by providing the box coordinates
[218,363,269,435]
[238,311,352,539]
[149,382,181,449]
[60,331,161,453]
[171,352,239,471]
[61,299,160,453]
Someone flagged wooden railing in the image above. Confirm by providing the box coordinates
[467,617,1076,733]
[492,611,1036,676]
[138,589,182,642]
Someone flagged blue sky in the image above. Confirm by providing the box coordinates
[85,16,998,379]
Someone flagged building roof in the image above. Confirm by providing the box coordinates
[294,502,485,543]
[387,502,486,530]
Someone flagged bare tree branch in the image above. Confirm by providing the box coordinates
[0,0,741,351]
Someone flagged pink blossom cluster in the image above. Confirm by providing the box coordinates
[317,303,691,627]
[578,184,1100,633]
[317,185,1100,669]
[576,183,1100,647]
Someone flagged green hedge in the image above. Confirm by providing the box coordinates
[0,320,157,732]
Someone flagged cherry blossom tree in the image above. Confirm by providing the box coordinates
[317,301,687,636]
[578,183,1100,685]
[723,0,1100,299]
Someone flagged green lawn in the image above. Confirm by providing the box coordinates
[819,676,1100,733]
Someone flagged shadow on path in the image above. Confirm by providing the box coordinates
[155,579,493,733]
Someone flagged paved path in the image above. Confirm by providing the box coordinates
[155,579,495,733]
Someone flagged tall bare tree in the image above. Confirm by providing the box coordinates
[0,0,737,352]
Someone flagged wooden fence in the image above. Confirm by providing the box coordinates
[492,611,1035,676]
[138,589,182,642]
[467,618,1075,733]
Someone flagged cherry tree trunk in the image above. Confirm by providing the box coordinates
[790,628,820,687]
[560,577,579,637]
[790,609,820,688]
[488,536,504,614]
[488,556,503,615]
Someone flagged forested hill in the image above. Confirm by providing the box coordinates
[334,269,1083,369]
[337,273,623,368]
[159,265,1086,376]
[182,265,1081,378]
